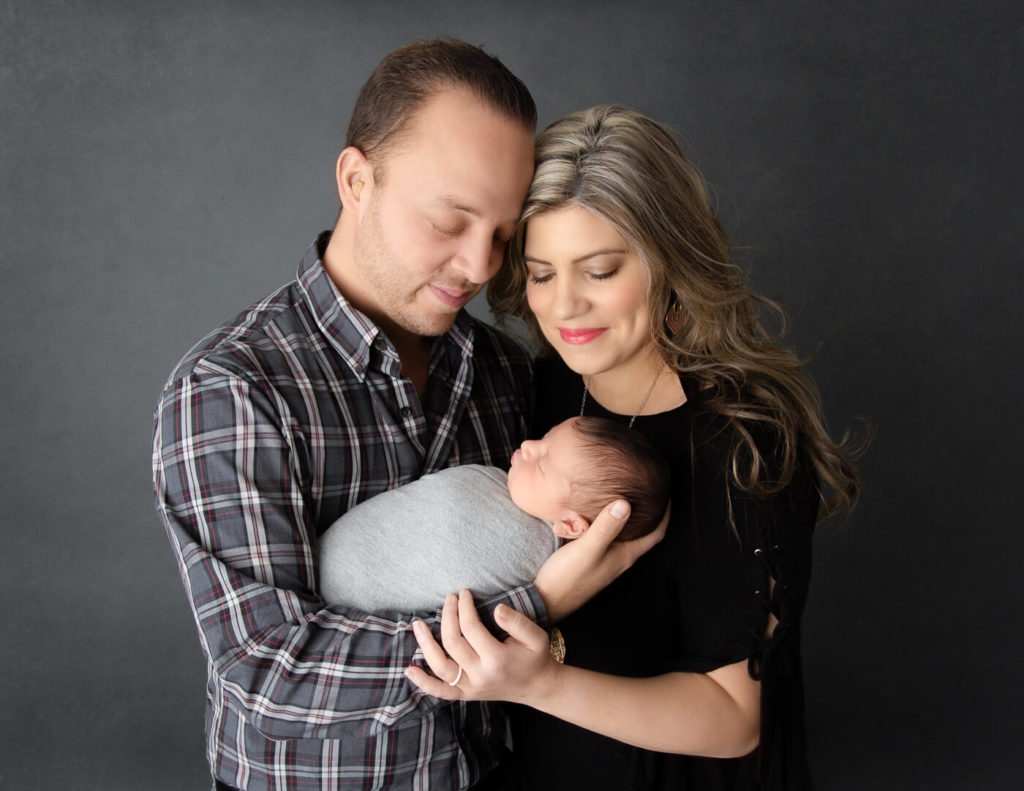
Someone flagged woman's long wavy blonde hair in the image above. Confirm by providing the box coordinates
[488,105,860,519]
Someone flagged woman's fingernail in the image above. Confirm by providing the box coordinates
[611,500,629,518]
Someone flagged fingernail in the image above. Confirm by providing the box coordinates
[495,604,507,621]
[611,500,629,518]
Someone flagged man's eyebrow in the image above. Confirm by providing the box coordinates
[525,248,628,265]
[435,196,521,228]
[434,195,480,216]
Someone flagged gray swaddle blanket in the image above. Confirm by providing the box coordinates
[318,465,560,613]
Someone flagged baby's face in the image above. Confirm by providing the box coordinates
[507,418,586,522]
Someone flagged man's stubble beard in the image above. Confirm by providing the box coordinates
[352,196,457,339]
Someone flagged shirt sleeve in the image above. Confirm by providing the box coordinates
[668,418,817,789]
[666,421,816,675]
[153,369,545,741]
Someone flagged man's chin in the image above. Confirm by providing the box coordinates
[401,313,459,338]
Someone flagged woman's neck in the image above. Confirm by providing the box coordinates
[585,354,687,417]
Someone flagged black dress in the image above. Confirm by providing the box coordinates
[508,358,817,790]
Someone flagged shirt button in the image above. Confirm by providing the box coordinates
[400,407,413,418]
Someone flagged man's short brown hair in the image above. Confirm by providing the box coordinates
[345,38,536,172]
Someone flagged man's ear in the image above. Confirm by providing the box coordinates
[551,511,591,540]
[336,146,373,214]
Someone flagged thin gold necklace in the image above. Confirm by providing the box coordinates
[579,360,668,429]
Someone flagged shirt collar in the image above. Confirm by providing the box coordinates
[296,232,476,380]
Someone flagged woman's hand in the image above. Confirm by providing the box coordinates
[535,499,669,623]
[405,590,564,705]
[405,591,761,758]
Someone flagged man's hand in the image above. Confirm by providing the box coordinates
[533,500,669,623]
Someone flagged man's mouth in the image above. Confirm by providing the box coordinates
[429,284,473,309]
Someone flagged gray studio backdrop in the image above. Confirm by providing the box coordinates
[2,1,1021,788]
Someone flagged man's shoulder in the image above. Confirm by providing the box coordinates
[162,279,308,390]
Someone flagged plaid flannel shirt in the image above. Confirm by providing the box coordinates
[153,234,543,790]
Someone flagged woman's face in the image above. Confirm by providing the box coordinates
[524,205,659,381]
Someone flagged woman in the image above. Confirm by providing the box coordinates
[407,105,860,790]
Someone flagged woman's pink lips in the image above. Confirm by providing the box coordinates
[429,284,471,308]
[558,327,606,344]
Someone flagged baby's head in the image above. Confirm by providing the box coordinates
[507,416,670,541]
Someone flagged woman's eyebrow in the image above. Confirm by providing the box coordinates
[525,247,628,265]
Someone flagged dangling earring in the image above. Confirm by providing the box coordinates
[665,299,684,334]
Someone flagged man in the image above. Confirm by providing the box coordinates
[153,39,658,790]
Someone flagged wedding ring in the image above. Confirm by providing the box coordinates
[448,665,463,687]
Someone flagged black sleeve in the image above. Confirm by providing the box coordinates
[666,414,818,789]
[664,416,817,677]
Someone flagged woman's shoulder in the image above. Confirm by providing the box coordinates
[687,408,817,500]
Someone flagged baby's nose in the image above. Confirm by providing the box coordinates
[518,440,538,459]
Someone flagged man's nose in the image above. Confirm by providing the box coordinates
[452,232,502,285]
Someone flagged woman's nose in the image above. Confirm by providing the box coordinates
[552,277,587,320]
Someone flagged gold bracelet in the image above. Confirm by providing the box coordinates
[548,627,566,664]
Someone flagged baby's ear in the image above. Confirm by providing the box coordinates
[551,511,591,540]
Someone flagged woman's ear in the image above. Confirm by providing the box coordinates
[335,146,373,214]
[551,511,591,540]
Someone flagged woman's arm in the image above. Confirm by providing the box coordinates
[406,591,761,759]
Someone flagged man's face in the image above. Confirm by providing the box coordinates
[350,89,534,338]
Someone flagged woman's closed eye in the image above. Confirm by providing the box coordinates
[527,267,554,284]
[526,268,618,284]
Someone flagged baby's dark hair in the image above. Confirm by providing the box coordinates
[569,417,671,541]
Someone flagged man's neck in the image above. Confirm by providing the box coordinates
[321,223,434,399]
[383,326,433,400]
